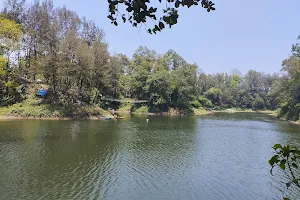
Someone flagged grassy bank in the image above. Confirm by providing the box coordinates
[0,99,112,120]
[116,103,278,117]
[1,98,279,120]
[117,103,212,116]
[117,103,155,114]
[116,103,150,114]
[213,108,278,117]
[193,107,213,115]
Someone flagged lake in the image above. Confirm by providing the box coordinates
[0,113,300,200]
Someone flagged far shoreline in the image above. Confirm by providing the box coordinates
[1,109,298,125]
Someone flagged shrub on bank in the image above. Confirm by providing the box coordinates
[198,97,213,108]
[134,105,149,113]
[279,102,300,121]
[190,100,202,109]
[252,96,265,110]
[117,102,132,112]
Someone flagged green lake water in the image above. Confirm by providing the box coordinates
[0,113,300,200]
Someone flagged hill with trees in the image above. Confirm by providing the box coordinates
[0,0,299,122]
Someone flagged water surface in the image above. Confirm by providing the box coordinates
[0,113,300,200]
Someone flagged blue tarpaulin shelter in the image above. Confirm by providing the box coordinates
[37,89,47,97]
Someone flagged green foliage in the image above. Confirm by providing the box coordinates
[191,100,202,109]
[0,15,21,54]
[0,56,7,73]
[198,97,213,108]
[0,16,23,106]
[0,0,299,119]
[117,102,132,112]
[0,15,21,37]
[278,103,300,121]
[164,49,187,69]
[0,55,23,106]
[193,106,210,115]
[230,75,241,88]
[273,36,300,121]
[147,68,171,106]
[269,144,300,190]
[107,0,215,34]
[252,96,265,110]
[0,0,206,115]
[133,105,149,113]
[171,64,197,107]
[204,87,221,105]
[118,75,133,98]
[197,69,281,110]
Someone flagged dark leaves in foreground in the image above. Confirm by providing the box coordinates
[269,144,300,189]
[107,0,215,34]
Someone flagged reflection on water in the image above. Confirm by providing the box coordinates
[0,113,300,200]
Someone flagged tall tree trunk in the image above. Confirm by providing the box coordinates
[52,71,56,93]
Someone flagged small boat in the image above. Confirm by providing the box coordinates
[116,116,126,119]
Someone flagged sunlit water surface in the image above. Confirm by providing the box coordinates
[0,113,300,200]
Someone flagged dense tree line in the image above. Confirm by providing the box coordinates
[272,40,300,121]
[1,0,114,106]
[0,0,299,120]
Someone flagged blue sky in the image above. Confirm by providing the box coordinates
[5,0,300,74]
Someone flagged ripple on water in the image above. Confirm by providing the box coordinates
[0,116,300,200]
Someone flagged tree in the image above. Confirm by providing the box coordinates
[131,65,150,99]
[147,67,171,108]
[268,76,287,110]
[0,16,22,106]
[0,15,22,65]
[164,49,186,70]
[252,96,265,110]
[0,0,113,106]
[274,35,300,121]
[107,0,215,34]
[102,56,123,98]
[269,144,300,200]
[204,87,220,105]
[119,74,133,98]
[171,64,197,107]
[0,53,22,106]
[198,96,213,108]
[132,45,157,71]
[0,0,298,119]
